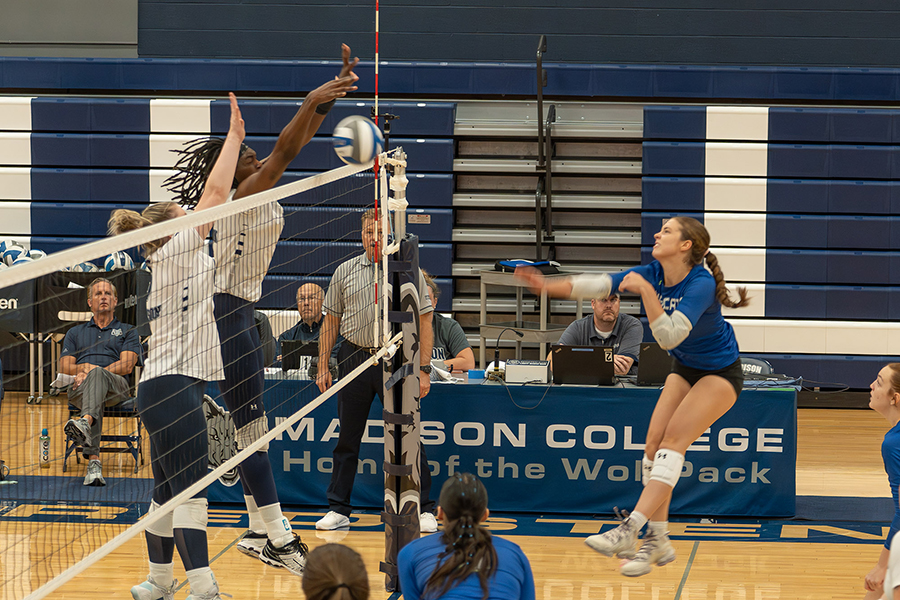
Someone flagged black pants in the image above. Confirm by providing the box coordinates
[326,343,434,516]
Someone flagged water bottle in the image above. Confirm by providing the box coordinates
[39,428,50,469]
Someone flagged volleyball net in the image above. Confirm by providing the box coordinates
[0,149,419,600]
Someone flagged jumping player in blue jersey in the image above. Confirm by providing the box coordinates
[517,216,749,577]
[864,364,900,600]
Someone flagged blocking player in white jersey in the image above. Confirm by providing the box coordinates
[109,93,243,600]
[159,45,359,575]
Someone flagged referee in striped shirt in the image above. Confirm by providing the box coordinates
[315,208,438,533]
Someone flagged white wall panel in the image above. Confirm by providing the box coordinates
[706,107,768,141]
[827,322,887,355]
[149,134,199,168]
[704,177,767,212]
[0,98,33,131]
[150,99,210,134]
[0,201,32,235]
[149,169,176,202]
[0,133,31,166]
[705,142,768,177]
[727,319,766,352]
[706,248,765,283]
[763,320,826,353]
[0,168,31,200]
[705,213,765,247]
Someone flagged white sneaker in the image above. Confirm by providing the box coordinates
[420,512,438,533]
[83,459,106,486]
[236,530,268,558]
[621,531,676,577]
[316,511,350,530]
[585,517,639,558]
[131,577,177,600]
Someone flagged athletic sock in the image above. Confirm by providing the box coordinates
[628,510,648,531]
[244,494,265,535]
[186,567,216,598]
[648,520,668,536]
[259,502,293,548]
[148,562,174,589]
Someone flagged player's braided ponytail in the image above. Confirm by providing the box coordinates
[423,473,497,600]
[675,217,750,309]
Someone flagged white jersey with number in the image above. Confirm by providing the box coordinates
[142,228,224,382]
[212,190,284,302]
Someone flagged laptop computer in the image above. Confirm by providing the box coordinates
[282,339,318,372]
[550,345,616,386]
[636,342,673,386]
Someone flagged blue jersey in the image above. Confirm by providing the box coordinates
[882,421,900,549]
[610,261,739,370]
[399,532,536,600]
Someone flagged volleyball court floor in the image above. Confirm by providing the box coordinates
[0,393,891,599]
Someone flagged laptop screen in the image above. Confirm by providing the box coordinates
[550,345,616,386]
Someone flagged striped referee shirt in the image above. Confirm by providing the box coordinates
[213,190,284,302]
[142,229,224,383]
[324,251,433,348]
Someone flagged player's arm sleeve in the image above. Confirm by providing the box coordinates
[649,275,715,350]
[568,273,612,300]
[618,316,644,360]
[445,319,471,358]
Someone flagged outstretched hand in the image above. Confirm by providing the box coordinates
[227,92,245,142]
[310,74,359,106]
[339,43,360,80]
[514,266,547,295]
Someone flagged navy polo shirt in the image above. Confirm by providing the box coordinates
[276,317,343,359]
[60,317,142,368]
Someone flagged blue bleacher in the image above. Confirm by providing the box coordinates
[31,203,145,237]
[643,106,706,140]
[31,98,151,133]
[31,168,151,202]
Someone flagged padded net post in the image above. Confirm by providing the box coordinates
[380,150,421,591]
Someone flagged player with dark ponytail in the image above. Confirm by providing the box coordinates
[398,473,535,600]
[517,216,749,578]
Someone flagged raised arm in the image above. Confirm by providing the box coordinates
[236,45,359,198]
[194,93,245,236]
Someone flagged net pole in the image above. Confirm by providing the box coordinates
[23,334,402,600]
[380,150,419,591]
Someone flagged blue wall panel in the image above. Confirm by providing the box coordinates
[641,177,704,211]
[643,106,706,140]
[642,142,705,176]
[31,169,150,202]
[32,98,151,133]
[31,203,144,237]
[765,285,827,319]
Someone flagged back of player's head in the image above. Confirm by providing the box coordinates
[108,202,179,256]
[302,543,369,600]
[885,364,900,396]
[421,270,439,301]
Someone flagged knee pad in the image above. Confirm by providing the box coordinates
[146,500,174,538]
[173,498,209,532]
[236,415,269,452]
[649,449,685,488]
[641,454,653,487]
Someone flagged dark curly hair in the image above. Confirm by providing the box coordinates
[162,137,248,208]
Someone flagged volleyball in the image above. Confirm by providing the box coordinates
[72,262,100,273]
[0,239,19,254]
[3,244,27,266]
[332,115,384,165]
[11,255,33,267]
[105,251,134,271]
[28,249,46,260]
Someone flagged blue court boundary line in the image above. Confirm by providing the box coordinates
[674,541,700,600]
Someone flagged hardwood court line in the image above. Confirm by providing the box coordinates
[673,541,700,600]
[173,529,246,593]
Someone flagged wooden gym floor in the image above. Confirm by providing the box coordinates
[0,391,892,599]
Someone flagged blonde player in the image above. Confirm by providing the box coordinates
[109,93,243,600]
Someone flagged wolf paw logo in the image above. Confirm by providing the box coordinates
[202,394,239,486]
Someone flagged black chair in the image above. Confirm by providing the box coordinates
[740,357,774,376]
[62,398,144,474]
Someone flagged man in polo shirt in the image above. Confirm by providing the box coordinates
[314,208,437,533]
[275,282,342,363]
[550,293,643,376]
[61,278,141,486]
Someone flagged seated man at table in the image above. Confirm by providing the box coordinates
[61,277,141,486]
[423,271,474,378]
[549,293,642,376]
[276,283,342,370]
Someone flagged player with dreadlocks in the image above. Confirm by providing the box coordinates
[161,44,359,577]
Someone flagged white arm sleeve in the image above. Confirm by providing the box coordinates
[568,273,612,300]
[649,310,693,350]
